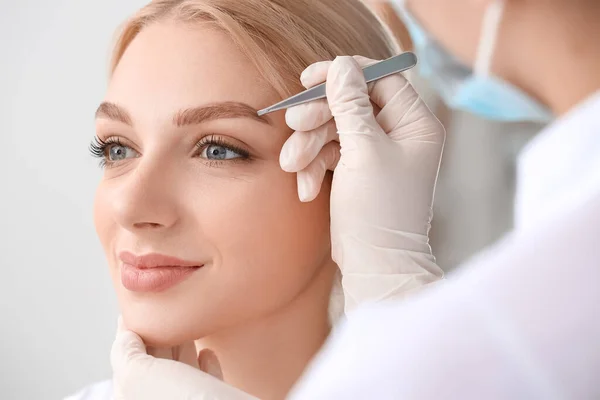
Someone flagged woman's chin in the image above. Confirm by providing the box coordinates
[121,311,208,348]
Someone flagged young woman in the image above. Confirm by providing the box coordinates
[69,1,443,398]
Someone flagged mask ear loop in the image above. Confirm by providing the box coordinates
[474,0,505,77]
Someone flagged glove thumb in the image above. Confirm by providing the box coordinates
[111,317,258,400]
[111,317,201,399]
[111,316,147,380]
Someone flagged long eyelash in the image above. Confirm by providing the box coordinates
[196,135,250,159]
[89,136,123,168]
[89,136,107,158]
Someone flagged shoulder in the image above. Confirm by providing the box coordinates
[63,380,114,400]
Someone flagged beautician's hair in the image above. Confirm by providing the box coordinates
[110,0,399,98]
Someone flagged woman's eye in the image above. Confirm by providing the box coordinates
[107,144,138,161]
[201,144,243,160]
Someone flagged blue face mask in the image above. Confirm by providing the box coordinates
[390,0,553,123]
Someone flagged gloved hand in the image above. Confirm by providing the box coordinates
[281,56,445,311]
[111,318,258,400]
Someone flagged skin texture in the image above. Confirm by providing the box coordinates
[94,21,336,399]
[406,0,600,115]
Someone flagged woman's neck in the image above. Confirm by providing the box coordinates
[195,260,337,400]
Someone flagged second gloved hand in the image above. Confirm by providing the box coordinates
[111,318,258,400]
[281,56,445,311]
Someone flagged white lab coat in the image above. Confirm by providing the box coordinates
[67,92,600,400]
[288,90,600,399]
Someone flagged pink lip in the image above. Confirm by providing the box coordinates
[118,251,203,293]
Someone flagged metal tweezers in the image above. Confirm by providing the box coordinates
[257,52,418,116]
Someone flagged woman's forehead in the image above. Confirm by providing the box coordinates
[107,21,280,113]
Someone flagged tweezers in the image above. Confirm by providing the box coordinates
[257,52,418,116]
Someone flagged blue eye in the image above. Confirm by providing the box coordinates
[201,144,243,160]
[108,144,137,161]
[89,136,139,169]
[196,135,250,163]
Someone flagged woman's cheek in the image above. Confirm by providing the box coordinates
[93,182,115,258]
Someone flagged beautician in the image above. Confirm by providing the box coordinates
[111,0,600,398]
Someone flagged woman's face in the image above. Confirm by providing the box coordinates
[94,21,332,346]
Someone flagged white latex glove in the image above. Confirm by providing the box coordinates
[281,56,445,311]
[111,318,258,400]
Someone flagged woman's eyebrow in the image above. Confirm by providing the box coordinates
[95,101,272,126]
[174,101,272,126]
[95,102,132,125]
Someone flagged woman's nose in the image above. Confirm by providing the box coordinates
[110,161,182,233]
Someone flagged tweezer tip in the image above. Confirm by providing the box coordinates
[257,108,269,117]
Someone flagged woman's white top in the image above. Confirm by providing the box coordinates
[64,380,113,400]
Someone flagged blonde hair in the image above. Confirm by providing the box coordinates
[110,0,399,98]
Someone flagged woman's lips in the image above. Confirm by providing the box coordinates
[119,251,203,293]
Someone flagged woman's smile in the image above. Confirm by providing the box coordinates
[119,251,205,293]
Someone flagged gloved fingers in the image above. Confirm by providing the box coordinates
[381,92,445,144]
[297,141,340,202]
[286,55,384,134]
[112,324,200,396]
[353,55,415,112]
[326,56,384,137]
[145,344,199,370]
[111,320,150,379]
[145,345,172,360]
[285,99,332,133]
[198,348,224,381]
[285,60,334,133]
[174,341,201,368]
[111,318,258,399]
[300,60,332,88]
[346,56,441,142]
[350,55,379,94]
[352,55,379,68]
[300,56,378,89]
[280,119,338,172]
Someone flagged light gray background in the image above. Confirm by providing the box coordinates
[1,2,145,399]
[0,2,539,399]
